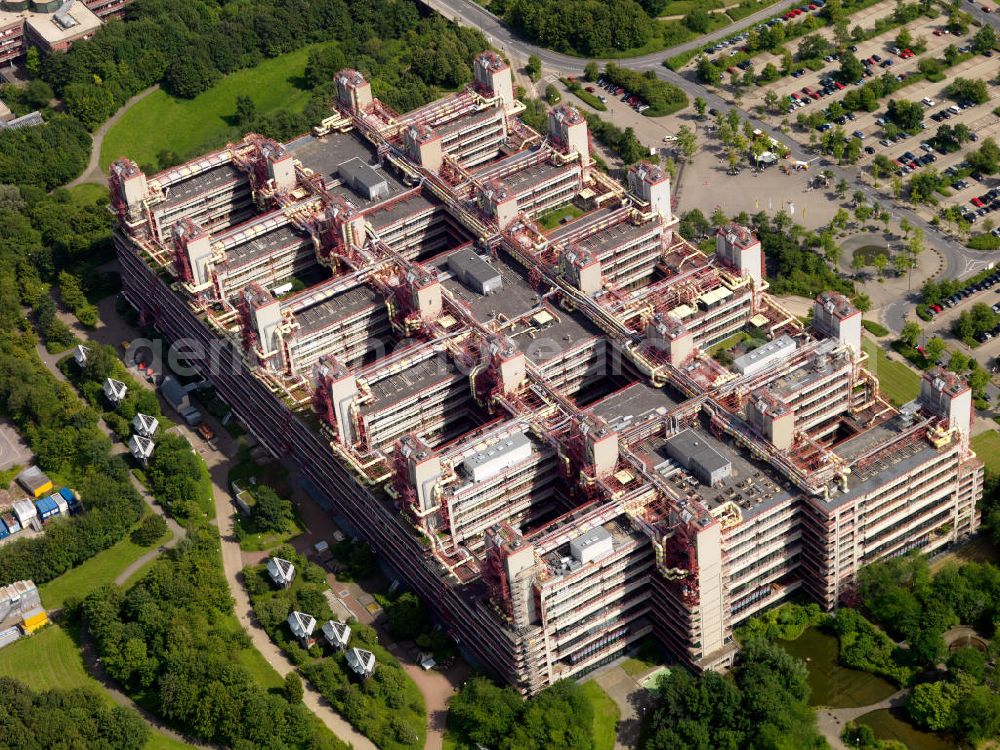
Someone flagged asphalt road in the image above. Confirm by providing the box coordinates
[420,0,1000,297]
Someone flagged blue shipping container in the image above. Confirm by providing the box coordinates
[58,487,80,510]
[34,496,59,520]
[0,519,8,539]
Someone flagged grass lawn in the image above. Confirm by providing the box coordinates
[972,431,1000,475]
[620,656,657,678]
[537,203,585,230]
[236,514,304,552]
[68,183,109,206]
[39,515,172,609]
[100,45,317,171]
[0,624,94,692]
[0,624,198,749]
[580,681,619,750]
[863,338,921,408]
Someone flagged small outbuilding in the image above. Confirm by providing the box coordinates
[322,620,351,650]
[16,466,52,499]
[287,611,317,645]
[33,496,59,521]
[58,487,80,511]
[346,647,376,679]
[72,344,89,367]
[11,500,37,529]
[128,434,155,464]
[267,557,296,589]
[20,607,48,634]
[132,413,159,438]
[103,378,127,405]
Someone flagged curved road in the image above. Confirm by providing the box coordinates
[422,0,1000,302]
[206,452,378,750]
[67,85,159,189]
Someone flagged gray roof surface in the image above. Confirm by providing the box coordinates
[588,381,684,429]
[161,163,244,209]
[294,285,384,335]
[339,157,387,192]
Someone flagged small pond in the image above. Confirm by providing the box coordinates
[852,245,890,266]
[780,628,896,708]
[856,707,962,750]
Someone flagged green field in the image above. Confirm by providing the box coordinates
[972,431,1000,475]
[68,183,109,206]
[0,623,94,692]
[579,681,619,750]
[100,45,317,171]
[0,624,197,749]
[537,203,586,230]
[863,338,921,407]
[39,515,172,609]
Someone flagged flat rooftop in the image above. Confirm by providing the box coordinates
[435,106,503,138]
[287,131,375,184]
[508,304,602,366]
[833,413,917,464]
[223,223,310,266]
[161,162,245,209]
[436,249,542,325]
[637,428,795,520]
[498,161,575,197]
[757,340,847,402]
[294,284,384,336]
[575,218,660,259]
[366,189,441,231]
[588,381,684,431]
[828,442,942,510]
[365,352,460,410]
[5,5,102,45]
[547,206,621,242]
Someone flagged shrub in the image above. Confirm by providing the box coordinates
[862,319,890,336]
[968,234,1000,251]
[130,513,168,546]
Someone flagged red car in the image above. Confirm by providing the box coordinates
[585,86,595,92]
[932,304,943,313]
[835,81,845,89]
[802,86,811,94]
[901,49,914,58]
[972,197,985,207]
[808,2,817,7]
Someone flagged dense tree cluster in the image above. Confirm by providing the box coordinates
[82,527,346,749]
[143,433,214,520]
[244,545,426,750]
[40,0,485,131]
[0,678,149,750]
[0,339,144,586]
[858,555,1000,666]
[0,117,90,189]
[500,0,652,56]
[855,554,1000,744]
[642,640,827,750]
[735,602,829,643]
[448,677,597,750]
[601,64,688,117]
[752,213,856,298]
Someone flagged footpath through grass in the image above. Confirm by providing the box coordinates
[862,338,921,407]
[100,45,317,171]
[580,681,619,750]
[39,514,172,609]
